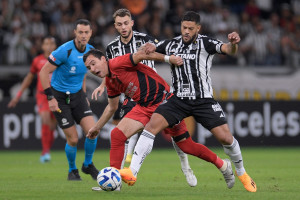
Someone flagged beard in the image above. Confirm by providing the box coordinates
[122,30,132,39]
[182,33,197,45]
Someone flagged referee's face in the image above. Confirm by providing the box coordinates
[181,21,201,44]
[74,24,92,46]
[114,16,134,39]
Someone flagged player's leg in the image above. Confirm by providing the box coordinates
[125,133,139,163]
[211,124,257,192]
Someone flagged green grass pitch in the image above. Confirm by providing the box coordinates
[0,147,299,200]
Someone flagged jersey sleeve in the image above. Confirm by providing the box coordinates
[109,54,136,72]
[155,40,170,54]
[202,37,224,55]
[48,45,67,66]
[106,45,112,59]
[29,57,38,74]
[144,34,159,45]
[105,77,121,98]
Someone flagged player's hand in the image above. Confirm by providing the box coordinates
[143,42,156,54]
[7,97,19,108]
[87,126,99,139]
[169,55,183,66]
[92,84,106,100]
[48,98,61,113]
[228,32,240,45]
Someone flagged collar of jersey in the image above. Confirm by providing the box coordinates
[73,40,86,53]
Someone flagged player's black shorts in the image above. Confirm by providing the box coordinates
[154,95,227,131]
[113,97,136,120]
[52,87,93,129]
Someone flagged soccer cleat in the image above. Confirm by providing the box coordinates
[182,168,197,187]
[125,154,132,164]
[81,162,99,180]
[68,169,82,181]
[221,159,235,189]
[119,168,136,186]
[237,171,257,192]
[40,153,51,163]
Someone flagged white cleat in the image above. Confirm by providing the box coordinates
[182,168,197,187]
[221,159,235,189]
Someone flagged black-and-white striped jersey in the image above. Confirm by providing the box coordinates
[156,34,224,100]
[106,31,158,70]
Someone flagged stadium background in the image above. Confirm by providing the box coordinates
[0,0,299,150]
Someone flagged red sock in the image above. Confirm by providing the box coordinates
[110,128,128,169]
[176,137,224,169]
[41,125,54,155]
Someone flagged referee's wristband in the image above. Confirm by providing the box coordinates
[164,55,171,64]
[44,87,53,96]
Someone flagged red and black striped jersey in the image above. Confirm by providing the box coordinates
[106,54,170,107]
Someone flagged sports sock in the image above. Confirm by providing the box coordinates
[176,137,223,169]
[127,133,139,155]
[83,137,98,166]
[121,140,129,169]
[65,143,77,172]
[41,124,53,155]
[223,137,245,176]
[110,128,128,169]
[130,130,155,177]
[171,138,191,171]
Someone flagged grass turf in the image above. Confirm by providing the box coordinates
[0,147,299,200]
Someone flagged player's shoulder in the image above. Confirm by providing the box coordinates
[133,31,148,38]
[86,43,94,50]
[107,36,121,47]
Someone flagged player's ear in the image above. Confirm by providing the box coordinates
[197,25,201,33]
[131,20,134,27]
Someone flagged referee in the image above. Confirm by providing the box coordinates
[91,8,197,187]
[130,11,257,192]
[40,19,99,181]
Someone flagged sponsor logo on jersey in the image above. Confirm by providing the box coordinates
[77,56,83,59]
[69,66,76,73]
[49,54,56,62]
[177,54,196,60]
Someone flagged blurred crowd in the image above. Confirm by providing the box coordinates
[0,0,299,67]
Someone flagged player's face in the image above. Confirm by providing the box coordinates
[42,38,56,55]
[85,55,108,78]
[181,21,201,44]
[114,16,134,39]
[74,24,92,46]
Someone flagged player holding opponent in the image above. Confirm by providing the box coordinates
[84,44,235,190]
[120,11,257,192]
[40,19,99,181]
[91,8,197,186]
[8,36,57,163]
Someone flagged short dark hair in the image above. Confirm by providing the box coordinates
[74,19,91,30]
[181,11,201,24]
[42,36,56,45]
[113,8,132,20]
[83,49,105,63]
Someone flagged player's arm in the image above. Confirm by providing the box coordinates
[39,61,61,113]
[87,95,120,138]
[221,32,240,56]
[132,43,183,66]
[7,72,35,108]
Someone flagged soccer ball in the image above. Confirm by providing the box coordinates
[97,167,121,191]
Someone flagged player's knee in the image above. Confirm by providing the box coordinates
[67,137,78,146]
[145,114,167,134]
[176,137,195,155]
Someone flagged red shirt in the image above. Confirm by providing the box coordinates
[30,54,49,93]
[106,54,170,107]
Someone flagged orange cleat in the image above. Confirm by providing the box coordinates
[119,168,137,186]
[237,171,257,192]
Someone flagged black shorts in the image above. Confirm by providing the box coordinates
[154,95,227,131]
[113,97,137,120]
[52,88,93,129]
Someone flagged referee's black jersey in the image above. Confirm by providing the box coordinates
[106,31,158,71]
[156,34,224,100]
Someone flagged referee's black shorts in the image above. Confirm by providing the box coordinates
[52,88,93,129]
[154,95,227,131]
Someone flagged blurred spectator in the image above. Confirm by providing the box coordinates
[56,13,73,43]
[30,11,48,39]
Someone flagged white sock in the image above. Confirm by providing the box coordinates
[223,137,245,176]
[127,133,139,155]
[130,130,155,177]
[171,138,191,171]
[120,140,129,169]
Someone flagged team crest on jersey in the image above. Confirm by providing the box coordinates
[136,41,142,48]
[49,54,56,62]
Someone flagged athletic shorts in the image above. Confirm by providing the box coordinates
[36,92,51,113]
[154,95,227,131]
[125,103,187,137]
[112,97,136,120]
[51,88,93,129]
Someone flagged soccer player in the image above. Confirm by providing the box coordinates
[8,36,57,163]
[121,11,257,192]
[39,19,99,181]
[84,44,235,190]
[91,8,197,186]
